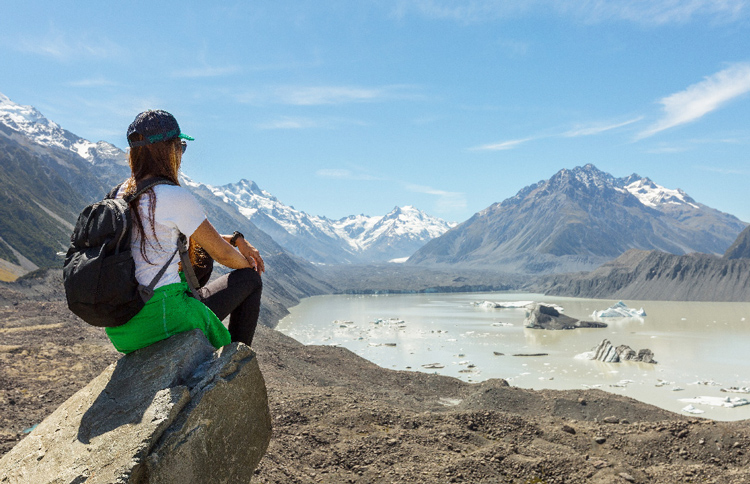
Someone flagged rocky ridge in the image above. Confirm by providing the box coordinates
[536,249,750,302]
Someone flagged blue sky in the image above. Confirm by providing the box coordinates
[1,1,749,223]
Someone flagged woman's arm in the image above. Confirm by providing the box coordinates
[221,233,265,274]
[190,219,254,270]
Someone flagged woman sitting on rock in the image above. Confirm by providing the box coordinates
[105,110,264,354]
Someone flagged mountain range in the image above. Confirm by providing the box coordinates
[206,179,456,264]
[408,164,747,274]
[1,91,748,296]
[0,92,334,324]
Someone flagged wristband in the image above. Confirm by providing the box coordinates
[230,231,244,247]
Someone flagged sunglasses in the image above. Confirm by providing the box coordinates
[180,140,187,154]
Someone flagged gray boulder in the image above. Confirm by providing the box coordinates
[524,303,607,330]
[0,330,271,484]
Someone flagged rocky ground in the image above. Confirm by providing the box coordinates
[1,274,750,483]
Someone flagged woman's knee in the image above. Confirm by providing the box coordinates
[229,267,262,291]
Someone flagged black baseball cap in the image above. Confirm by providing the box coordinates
[127,110,194,148]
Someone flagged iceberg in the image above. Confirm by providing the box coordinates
[721,387,750,394]
[591,301,646,319]
[682,405,705,414]
[472,300,564,310]
[678,396,750,408]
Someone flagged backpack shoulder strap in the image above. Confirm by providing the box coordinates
[106,183,124,200]
[123,177,179,203]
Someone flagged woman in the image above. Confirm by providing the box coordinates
[105,109,264,354]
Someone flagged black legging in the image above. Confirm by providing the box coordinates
[196,266,263,346]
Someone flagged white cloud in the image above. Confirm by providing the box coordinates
[172,65,240,78]
[393,0,748,24]
[316,168,381,181]
[68,77,118,88]
[404,183,467,212]
[564,117,643,137]
[237,84,421,106]
[471,137,533,151]
[567,0,748,25]
[696,165,750,175]
[638,63,750,139]
[16,30,123,61]
[275,85,415,105]
[257,117,328,130]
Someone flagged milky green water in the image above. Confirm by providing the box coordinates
[277,292,750,421]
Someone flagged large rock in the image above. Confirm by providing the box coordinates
[524,303,607,330]
[0,330,271,484]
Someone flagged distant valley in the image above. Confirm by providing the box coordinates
[1,91,749,306]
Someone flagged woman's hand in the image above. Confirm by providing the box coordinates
[191,220,252,271]
[236,238,265,274]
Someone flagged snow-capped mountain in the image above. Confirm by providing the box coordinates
[0,93,127,169]
[409,164,747,274]
[0,93,130,202]
[0,91,334,312]
[208,179,456,264]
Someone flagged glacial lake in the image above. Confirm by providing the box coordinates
[277,292,750,421]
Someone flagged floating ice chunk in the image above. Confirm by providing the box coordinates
[672,387,684,392]
[682,405,705,414]
[690,380,722,386]
[721,387,750,394]
[591,301,646,319]
[679,396,750,408]
[491,322,513,327]
[472,300,547,309]
[422,363,445,369]
[574,351,595,360]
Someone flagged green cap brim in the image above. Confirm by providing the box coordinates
[178,133,194,141]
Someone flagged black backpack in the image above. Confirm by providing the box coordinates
[63,178,201,327]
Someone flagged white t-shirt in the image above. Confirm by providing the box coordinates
[117,184,207,289]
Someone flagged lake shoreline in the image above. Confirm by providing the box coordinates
[278,291,750,422]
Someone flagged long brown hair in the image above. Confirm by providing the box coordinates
[123,135,182,264]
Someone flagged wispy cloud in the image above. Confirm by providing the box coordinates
[172,65,240,79]
[472,116,643,151]
[393,0,748,25]
[16,29,123,61]
[695,164,750,175]
[566,0,748,25]
[644,145,690,154]
[257,117,329,130]
[316,168,382,181]
[403,182,467,212]
[274,85,417,106]
[471,137,534,151]
[638,63,750,139]
[564,117,643,137]
[68,77,118,88]
[257,116,367,130]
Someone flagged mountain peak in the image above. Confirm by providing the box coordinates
[0,91,127,168]
[410,164,746,273]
